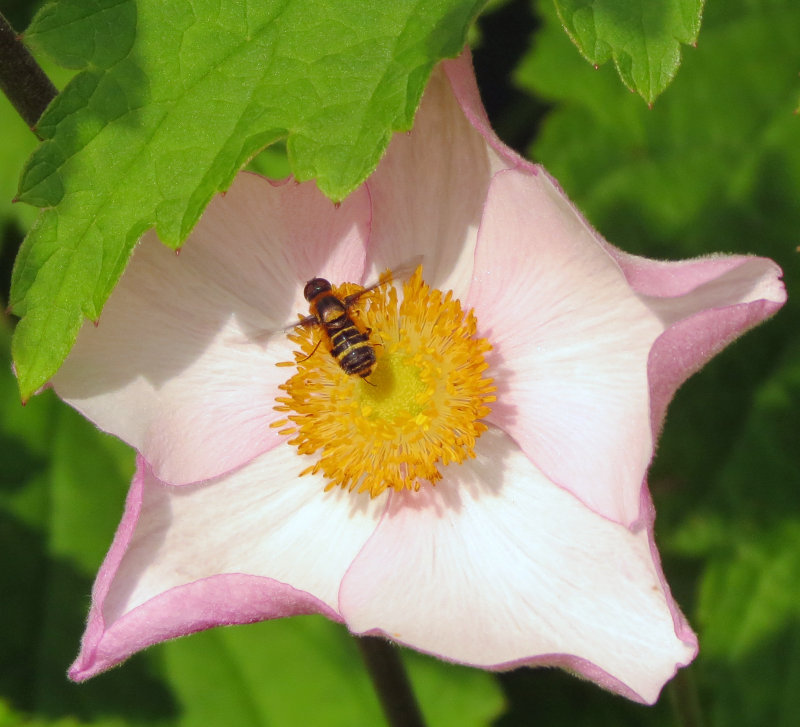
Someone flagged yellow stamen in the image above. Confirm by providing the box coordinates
[274,266,495,497]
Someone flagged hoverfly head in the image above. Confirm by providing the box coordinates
[303,278,332,302]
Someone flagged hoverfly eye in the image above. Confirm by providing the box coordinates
[304,278,331,301]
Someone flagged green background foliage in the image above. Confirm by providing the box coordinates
[2,0,799,724]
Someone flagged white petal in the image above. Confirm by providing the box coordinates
[53,174,370,484]
[467,169,664,525]
[340,427,695,704]
[364,62,510,298]
[105,443,385,622]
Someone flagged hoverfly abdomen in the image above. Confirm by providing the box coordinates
[330,326,368,357]
[338,340,376,378]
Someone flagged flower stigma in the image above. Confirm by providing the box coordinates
[273,267,496,497]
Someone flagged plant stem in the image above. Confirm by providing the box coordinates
[0,12,57,134]
[667,665,706,727]
[356,636,427,727]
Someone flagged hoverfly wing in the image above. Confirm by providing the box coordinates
[342,282,386,308]
[235,313,318,346]
[237,257,424,346]
[286,313,319,331]
[381,254,425,281]
[341,255,424,307]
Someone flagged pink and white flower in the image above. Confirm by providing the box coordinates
[51,53,785,703]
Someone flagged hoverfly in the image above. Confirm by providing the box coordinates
[292,259,421,379]
[299,275,383,378]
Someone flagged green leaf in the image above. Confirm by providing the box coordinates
[246,142,292,180]
[161,619,505,727]
[552,0,705,103]
[672,340,800,658]
[9,0,484,400]
[697,522,800,662]
[408,650,506,727]
[677,516,800,726]
[518,0,800,258]
[0,697,112,727]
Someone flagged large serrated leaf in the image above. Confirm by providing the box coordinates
[9,0,484,399]
[553,0,704,104]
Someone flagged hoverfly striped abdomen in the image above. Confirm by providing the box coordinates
[303,277,377,378]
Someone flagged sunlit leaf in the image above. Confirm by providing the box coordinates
[9,0,484,399]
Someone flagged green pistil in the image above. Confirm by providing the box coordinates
[359,352,426,420]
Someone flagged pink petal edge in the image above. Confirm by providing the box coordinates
[606,249,786,473]
[647,296,785,445]
[69,457,339,682]
[70,573,338,682]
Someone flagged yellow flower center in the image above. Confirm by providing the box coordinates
[273,267,495,497]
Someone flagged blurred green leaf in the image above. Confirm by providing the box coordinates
[664,342,800,725]
[8,0,484,400]
[160,618,382,727]
[246,142,291,180]
[552,0,704,103]
[0,697,117,727]
[407,650,506,726]
[0,94,39,233]
[160,618,503,727]
[519,0,800,257]
[696,521,800,662]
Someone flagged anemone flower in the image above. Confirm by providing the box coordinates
[50,53,786,704]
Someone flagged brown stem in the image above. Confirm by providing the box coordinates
[0,12,57,135]
[667,666,706,727]
[356,636,427,727]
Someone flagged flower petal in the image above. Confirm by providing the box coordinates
[339,427,696,705]
[466,169,663,525]
[610,252,786,434]
[364,54,515,298]
[52,174,370,484]
[70,446,385,680]
[441,53,534,174]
